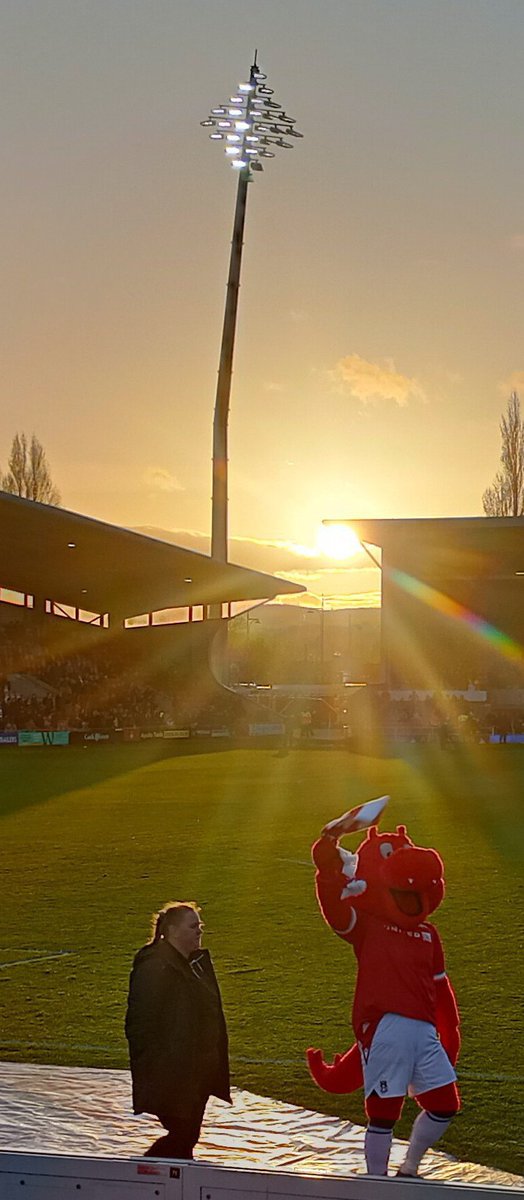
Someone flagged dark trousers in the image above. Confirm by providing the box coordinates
[144,1097,208,1159]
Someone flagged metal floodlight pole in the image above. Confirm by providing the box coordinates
[211,139,250,563]
[202,53,302,563]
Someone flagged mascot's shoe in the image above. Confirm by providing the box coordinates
[395,1169,420,1179]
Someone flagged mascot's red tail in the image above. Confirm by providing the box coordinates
[306,1042,363,1094]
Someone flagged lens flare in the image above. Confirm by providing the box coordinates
[390,567,524,665]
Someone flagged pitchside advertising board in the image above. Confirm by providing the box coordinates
[248,723,285,736]
[17,731,70,746]
[123,728,190,742]
[0,729,191,746]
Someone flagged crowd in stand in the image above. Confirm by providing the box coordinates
[269,687,524,745]
[0,618,239,734]
[367,689,524,745]
[1,614,523,741]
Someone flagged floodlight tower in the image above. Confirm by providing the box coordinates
[202,53,302,563]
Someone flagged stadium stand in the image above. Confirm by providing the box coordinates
[0,494,303,740]
[317,516,524,748]
[346,515,524,690]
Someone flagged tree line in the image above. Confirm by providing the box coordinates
[1,432,60,505]
[482,391,524,516]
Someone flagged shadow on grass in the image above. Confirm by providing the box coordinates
[0,739,253,822]
[405,741,524,869]
[0,737,374,824]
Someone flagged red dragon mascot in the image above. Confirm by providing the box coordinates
[307,797,460,1177]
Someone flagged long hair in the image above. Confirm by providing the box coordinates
[150,901,200,943]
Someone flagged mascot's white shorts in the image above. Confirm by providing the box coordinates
[359,1013,457,1099]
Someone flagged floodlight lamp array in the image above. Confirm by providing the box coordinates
[201,63,302,175]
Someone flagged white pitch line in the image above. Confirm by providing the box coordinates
[0,948,72,957]
[0,1040,111,1053]
[0,1041,521,1085]
[276,857,312,867]
[0,951,73,970]
[233,1058,524,1084]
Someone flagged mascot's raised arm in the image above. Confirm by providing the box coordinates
[307,797,461,1178]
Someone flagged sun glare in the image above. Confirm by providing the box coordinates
[317,523,362,561]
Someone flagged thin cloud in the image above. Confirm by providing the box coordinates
[143,467,184,493]
[134,527,370,576]
[508,234,524,252]
[306,590,381,609]
[275,590,381,609]
[282,565,371,580]
[332,353,425,406]
[265,538,317,558]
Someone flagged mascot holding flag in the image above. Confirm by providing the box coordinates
[307,797,461,1178]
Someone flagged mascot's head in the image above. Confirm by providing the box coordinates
[354,824,445,929]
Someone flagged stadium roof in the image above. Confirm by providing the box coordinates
[325,516,524,578]
[0,493,304,619]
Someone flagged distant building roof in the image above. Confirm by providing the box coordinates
[0,493,304,620]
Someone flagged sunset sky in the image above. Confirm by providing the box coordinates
[2,0,524,607]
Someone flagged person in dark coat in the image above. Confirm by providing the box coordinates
[125,901,231,1158]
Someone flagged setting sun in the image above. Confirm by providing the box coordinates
[317,522,362,561]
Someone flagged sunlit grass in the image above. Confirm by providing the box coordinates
[0,743,522,1175]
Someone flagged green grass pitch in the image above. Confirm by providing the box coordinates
[0,742,522,1176]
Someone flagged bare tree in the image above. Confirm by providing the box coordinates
[482,471,511,517]
[2,432,61,505]
[482,392,524,516]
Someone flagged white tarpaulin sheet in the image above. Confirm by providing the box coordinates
[0,1063,521,1188]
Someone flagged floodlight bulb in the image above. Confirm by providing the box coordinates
[228,107,243,116]
[225,146,241,155]
[226,133,241,142]
[231,159,248,169]
[238,83,254,92]
[234,120,250,131]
